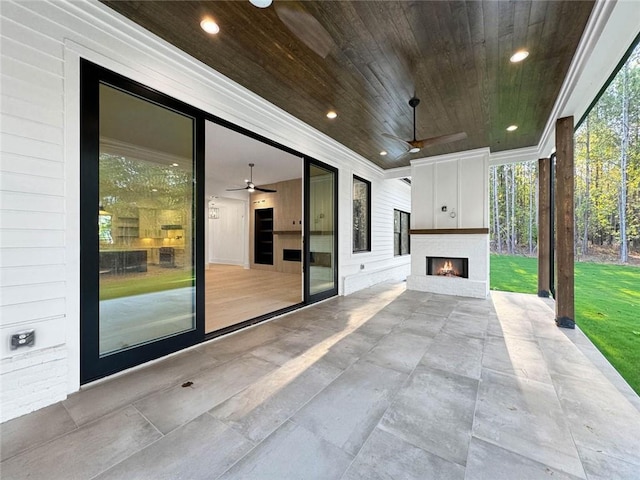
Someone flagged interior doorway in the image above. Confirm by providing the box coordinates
[204,120,304,334]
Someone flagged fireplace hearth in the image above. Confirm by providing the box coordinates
[427,256,468,279]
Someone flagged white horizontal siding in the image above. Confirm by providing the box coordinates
[1,191,65,213]
[0,247,66,267]
[1,299,66,324]
[1,282,67,306]
[1,265,66,287]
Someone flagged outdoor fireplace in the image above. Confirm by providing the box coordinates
[427,256,468,279]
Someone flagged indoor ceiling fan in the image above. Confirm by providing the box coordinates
[226,163,277,193]
[382,97,467,159]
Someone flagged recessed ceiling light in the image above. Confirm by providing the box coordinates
[200,18,220,35]
[171,163,179,167]
[151,188,158,192]
[326,110,337,119]
[409,147,421,154]
[249,0,272,7]
[506,125,518,131]
[380,150,388,156]
[510,50,529,63]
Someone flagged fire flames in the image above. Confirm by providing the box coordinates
[438,260,459,277]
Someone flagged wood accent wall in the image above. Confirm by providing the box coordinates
[250,178,302,274]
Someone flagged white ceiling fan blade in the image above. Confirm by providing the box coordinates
[392,148,413,163]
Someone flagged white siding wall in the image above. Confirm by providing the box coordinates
[0,0,410,421]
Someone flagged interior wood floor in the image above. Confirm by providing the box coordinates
[205,264,302,333]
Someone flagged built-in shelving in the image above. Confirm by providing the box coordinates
[255,208,274,265]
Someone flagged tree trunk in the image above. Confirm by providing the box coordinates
[511,165,516,253]
[583,116,590,255]
[502,165,513,253]
[619,61,629,263]
[529,164,533,255]
[492,166,502,253]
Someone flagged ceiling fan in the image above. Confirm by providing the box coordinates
[226,163,277,193]
[382,97,467,159]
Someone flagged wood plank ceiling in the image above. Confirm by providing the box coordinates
[101,1,594,169]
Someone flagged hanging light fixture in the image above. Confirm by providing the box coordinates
[249,0,272,8]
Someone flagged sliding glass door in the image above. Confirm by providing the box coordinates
[304,159,338,302]
[81,60,204,382]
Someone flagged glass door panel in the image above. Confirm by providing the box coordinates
[98,84,196,356]
[305,160,338,301]
[81,59,204,383]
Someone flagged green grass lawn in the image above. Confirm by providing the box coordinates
[490,254,640,395]
[100,269,194,301]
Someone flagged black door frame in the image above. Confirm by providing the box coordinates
[80,60,340,383]
[303,157,339,303]
[79,60,205,383]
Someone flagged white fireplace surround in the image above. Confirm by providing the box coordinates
[407,234,489,298]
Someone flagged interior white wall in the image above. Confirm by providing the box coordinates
[208,198,246,266]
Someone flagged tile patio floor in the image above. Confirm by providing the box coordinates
[2,283,640,479]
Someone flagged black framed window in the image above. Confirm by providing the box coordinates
[353,175,371,252]
[394,209,410,256]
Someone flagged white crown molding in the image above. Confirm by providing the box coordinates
[384,166,412,179]
[489,146,540,166]
[410,147,490,167]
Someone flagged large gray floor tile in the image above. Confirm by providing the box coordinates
[63,348,218,426]
[578,445,640,480]
[95,413,253,480]
[0,403,77,461]
[249,326,335,365]
[441,313,488,339]
[414,299,458,317]
[465,437,585,480]
[553,374,640,465]
[473,369,585,478]
[354,310,405,342]
[134,354,277,434]
[197,322,292,362]
[0,406,161,480]
[395,311,447,337]
[539,338,612,388]
[363,330,433,373]
[343,428,465,480]
[218,421,352,480]
[319,330,378,370]
[292,359,407,455]
[482,335,553,384]
[379,365,478,466]
[210,357,342,442]
[420,332,484,379]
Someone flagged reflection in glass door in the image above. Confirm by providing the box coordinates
[97,84,195,355]
[305,159,338,301]
[81,60,203,383]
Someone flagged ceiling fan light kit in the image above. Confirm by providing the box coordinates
[226,163,277,193]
